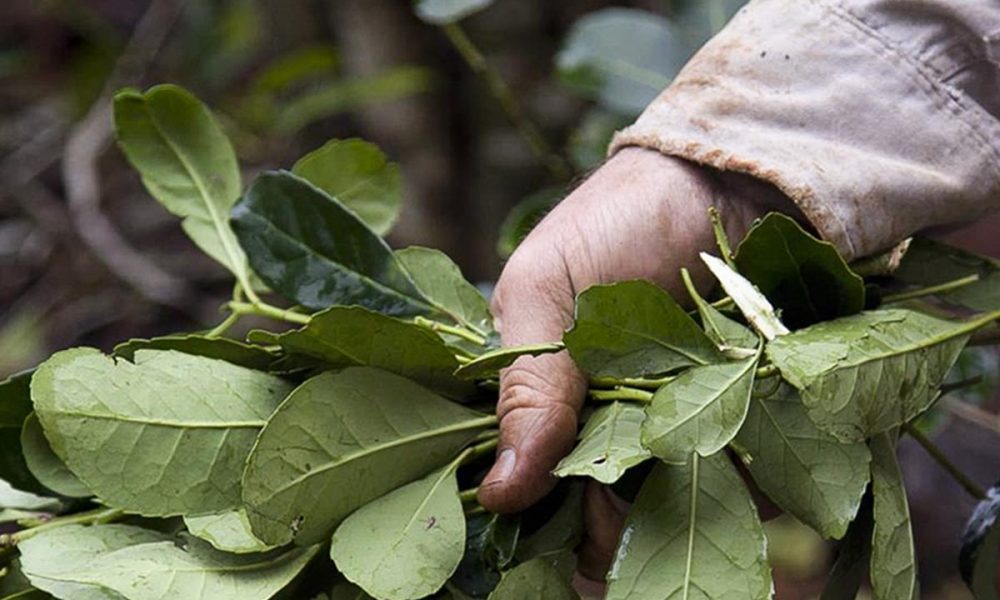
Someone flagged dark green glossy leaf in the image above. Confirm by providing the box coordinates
[486,558,577,600]
[0,371,46,495]
[292,138,401,236]
[767,308,980,442]
[31,348,292,517]
[20,413,90,498]
[564,280,723,378]
[397,246,493,335]
[894,237,1000,312]
[454,343,564,381]
[331,465,464,600]
[268,306,470,397]
[414,0,494,24]
[821,493,873,600]
[869,433,918,599]
[960,481,1000,599]
[554,402,650,484]
[231,170,435,315]
[242,367,493,546]
[557,8,685,115]
[605,455,772,599]
[113,85,252,291]
[113,335,278,371]
[735,213,865,328]
[642,352,759,464]
[736,383,870,539]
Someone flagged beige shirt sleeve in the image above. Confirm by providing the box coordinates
[610,0,1000,260]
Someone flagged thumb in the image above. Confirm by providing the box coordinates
[477,256,587,514]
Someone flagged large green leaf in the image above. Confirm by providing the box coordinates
[331,465,465,600]
[487,558,577,600]
[184,508,276,554]
[453,343,564,381]
[893,237,1000,312]
[557,8,686,115]
[735,213,865,328]
[242,367,493,546]
[735,383,870,539]
[232,170,435,315]
[960,482,1000,600]
[642,353,759,464]
[767,308,980,442]
[0,371,45,495]
[292,138,402,236]
[113,335,278,371]
[554,402,650,484]
[605,455,772,599]
[869,433,918,599]
[396,246,493,335]
[564,280,722,378]
[268,306,470,397]
[20,523,165,600]
[21,524,318,600]
[30,348,292,516]
[20,413,90,498]
[414,0,493,24]
[113,85,251,291]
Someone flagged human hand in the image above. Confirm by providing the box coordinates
[475,146,784,578]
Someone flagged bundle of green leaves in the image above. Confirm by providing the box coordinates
[0,84,998,600]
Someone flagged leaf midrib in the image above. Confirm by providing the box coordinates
[44,410,265,429]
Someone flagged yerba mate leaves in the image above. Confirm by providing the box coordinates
[682,268,758,351]
[21,524,318,600]
[641,351,759,465]
[231,170,435,315]
[701,253,790,340]
[0,371,46,496]
[453,343,564,380]
[20,413,90,498]
[564,280,722,378]
[184,508,276,554]
[735,384,870,539]
[735,213,865,328]
[30,348,292,516]
[605,455,772,600]
[331,465,465,600]
[269,306,471,397]
[242,367,493,546]
[820,493,874,600]
[767,308,977,442]
[553,402,650,484]
[894,237,1000,313]
[487,557,578,600]
[960,482,1000,600]
[113,335,278,371]
[113,85,253,293]
[292,138,402,236]
[870,434,918,600]
[396,246,493,335]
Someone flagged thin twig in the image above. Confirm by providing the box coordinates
[902,422,986,500]
[882,274,981,304]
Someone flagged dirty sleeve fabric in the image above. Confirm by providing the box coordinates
[610,0,1000,260]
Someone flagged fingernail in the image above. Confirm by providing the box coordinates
[486,448,516,484]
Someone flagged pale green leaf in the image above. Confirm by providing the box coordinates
[606,454,772,599]
[641,353,759,464]
[184,508,276,554]
[20,523,164,600]
[869,433,918,600]
[487,557,577,600]
[243,367,493,546]
[30,348,292,516]
[682,268,758,351]
[20,413,90,498]
[293,138,402,236]
[701,253,790,340]
[113,85,251,291]
[0,479,59,512]
[268,306,470,398]
[331,466,464,600]
[453,343,564,380]
[736,383,870,539]
[767,308,980,442]
[554,402,650,484]
[415,0,493,24]
[396,246,493,335]
[564,280,723,378]
[22,524,318,600]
